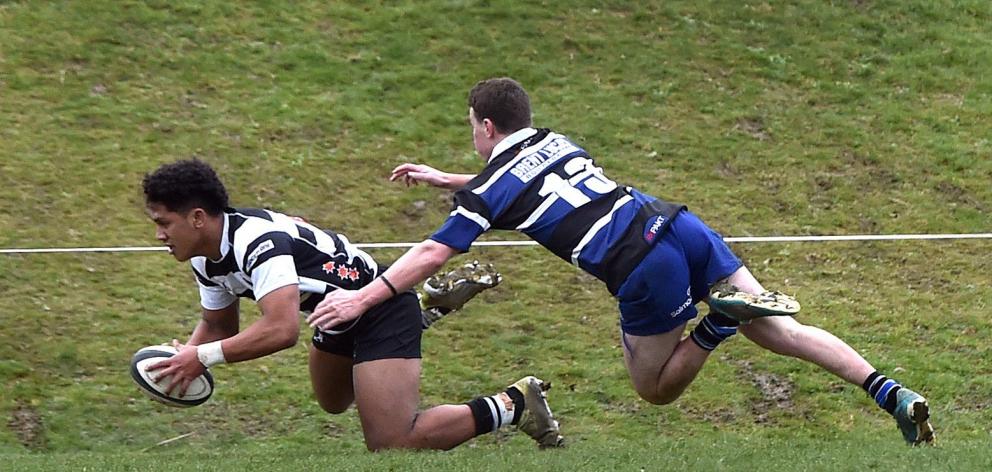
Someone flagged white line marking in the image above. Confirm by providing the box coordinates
[1,233,990,254]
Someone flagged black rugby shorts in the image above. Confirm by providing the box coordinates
[311,291,422,363]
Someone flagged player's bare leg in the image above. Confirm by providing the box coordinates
[309,347,355,414]
[351,357,477,450]
[723,266,874,384]
[622,323,712,405]
[726,265,935,445]
[348,358,563,450]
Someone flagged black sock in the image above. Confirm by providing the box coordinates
[465,397,495,436]
[689,312,740,351]
[506,386,525,425]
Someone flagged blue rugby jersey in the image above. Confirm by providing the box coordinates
[191,208,379,315]
[430,128,684,295]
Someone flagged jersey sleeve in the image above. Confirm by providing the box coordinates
[240,232,299,301]
[250,254,299,301]
[429,188,491,252]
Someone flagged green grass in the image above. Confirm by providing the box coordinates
[6,436,992,472]
[2,0,991,469]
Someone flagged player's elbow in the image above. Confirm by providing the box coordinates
[281,329,300,349]
[420,240,457,272]
[271,324,300,350]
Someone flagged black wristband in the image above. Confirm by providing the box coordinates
[379,275,398,296]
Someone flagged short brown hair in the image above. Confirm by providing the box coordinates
[468,77,532,134]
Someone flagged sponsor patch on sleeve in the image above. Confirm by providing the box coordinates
[246,239,275,269]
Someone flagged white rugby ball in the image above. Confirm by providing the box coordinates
[130,345,214,408]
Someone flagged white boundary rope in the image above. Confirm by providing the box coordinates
[1,233,990,254]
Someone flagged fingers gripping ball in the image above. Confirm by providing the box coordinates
[130,345,214,407]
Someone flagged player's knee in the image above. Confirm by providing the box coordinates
[632,382,680,405]
[638,390,679,406]
[364,434,409,452]
[320,404,349,415]
[316,396,353,414]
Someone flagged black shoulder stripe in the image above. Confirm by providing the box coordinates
[231,207,273,221]
[227,213,244,242]
[321,228,348,250]
[204,251,239,278]
[297,225,317,245]
[242,232,294,276]
[450,189,492,222]
[543,186,629,260]
[192,267,219,287]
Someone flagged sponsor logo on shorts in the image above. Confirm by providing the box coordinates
[643,215,667,243]
[668,286,692,318]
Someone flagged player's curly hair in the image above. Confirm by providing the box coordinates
[142,159,229,215]
[468,77,532,134]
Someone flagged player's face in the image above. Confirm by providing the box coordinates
[146,203,201,262]
[469,107,495,160]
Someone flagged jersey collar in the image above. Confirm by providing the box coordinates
[209,212,232,263]
[488,127,538,163]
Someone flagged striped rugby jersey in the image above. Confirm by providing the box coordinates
[191,208,379,314]
[430,128,684,295]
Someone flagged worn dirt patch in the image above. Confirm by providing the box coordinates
[715,160,739,179]
[734,117,771,141]
[935,181,987,212]
[683,404,738,424]
[8,403,46,450]
[735,360,796,423]
[838,148,902,188]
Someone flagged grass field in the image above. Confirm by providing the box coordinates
[2,0,990,470]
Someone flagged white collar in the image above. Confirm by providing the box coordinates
[488,127,538,163]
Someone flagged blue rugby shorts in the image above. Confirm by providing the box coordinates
[616,210,743,336]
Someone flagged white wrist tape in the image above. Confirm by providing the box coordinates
[196,341,226,368]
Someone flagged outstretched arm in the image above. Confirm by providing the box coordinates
[389,163,475,191]
[150,284,302,394]
[307,239,459,330]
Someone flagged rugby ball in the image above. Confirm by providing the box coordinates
[130,345,214,407]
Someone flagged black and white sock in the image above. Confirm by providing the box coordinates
[465,387,525,436]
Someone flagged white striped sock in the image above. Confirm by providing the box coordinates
[482,393,515,431]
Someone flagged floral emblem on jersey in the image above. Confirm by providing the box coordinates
[325,262,361,281]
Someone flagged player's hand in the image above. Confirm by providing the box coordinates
[308,289,368,330]
[146,339,206,396]
[389,163,450,189]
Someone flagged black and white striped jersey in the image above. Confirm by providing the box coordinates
[430,128,684,295]
[190,208,379,313]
